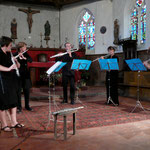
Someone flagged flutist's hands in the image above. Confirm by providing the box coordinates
[13,57,20,68]
[100,56,104,59]
[9,64,17,71]
[67,50,72,57]
[18,53,26,60]
[143,61,150,69]
[143,61,147,65]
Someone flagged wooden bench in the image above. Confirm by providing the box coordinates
[52,107,83,140]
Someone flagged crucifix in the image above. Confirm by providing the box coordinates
[18,7,40,33]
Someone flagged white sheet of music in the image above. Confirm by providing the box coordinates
[46,61,62,76]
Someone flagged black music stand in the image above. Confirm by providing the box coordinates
[125,58,147,113]
[46,61,66,127]
[99,58,119,106]
[71,59,92,106]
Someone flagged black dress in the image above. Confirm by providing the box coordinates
[56,52,77,103]
[106,55,119,105]
[0,49,18,110]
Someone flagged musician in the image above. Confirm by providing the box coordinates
[15,42,33,112]
[143,47,150,69]
[101,46,119,105]
[56,42,77,104]
[143,60,150,69]
[0,36,24,131]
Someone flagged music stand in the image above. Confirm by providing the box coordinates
[99,58,119,106]
[71,59,92,106]
[46,61,66,127]
[125,58,147,113]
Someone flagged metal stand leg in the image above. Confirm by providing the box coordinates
[107,96,117,106]
[75,85,86,107]
[46,73,62,129]
[131,100,146,113]
[54,115,57,140]
[46,76,54,129]
[75,70,86,107]
[107,71,117,106]
[131,71,146,113]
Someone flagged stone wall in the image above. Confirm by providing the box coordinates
[0,2,59,48]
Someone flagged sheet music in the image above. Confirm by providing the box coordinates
[71,59,92,70]
[99,58,119,70]
[125,58,147,71]
[46,61,62,75]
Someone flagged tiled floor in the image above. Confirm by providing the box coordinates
[1,86,150,150]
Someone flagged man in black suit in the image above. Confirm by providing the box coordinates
[56,42,77,104]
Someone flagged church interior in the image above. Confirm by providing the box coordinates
[1,0,150,149]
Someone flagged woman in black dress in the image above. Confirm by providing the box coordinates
[0,36,23,131]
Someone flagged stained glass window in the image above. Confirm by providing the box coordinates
[140,5,146,43]
[87,18,95,50]
[130,0,146,44]
[79,21,86,47]
[78,10,95,50]
[131,8,138,40]
[83,12,91,23]
[136,0,144,7]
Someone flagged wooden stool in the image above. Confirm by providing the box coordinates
[52,109,77,140]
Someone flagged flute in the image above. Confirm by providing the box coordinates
[50,49,78,58]
[10,52,20,76]
[15,49,29,59]
[92,54,111,62]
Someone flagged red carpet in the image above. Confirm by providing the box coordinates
[16,101,150,137]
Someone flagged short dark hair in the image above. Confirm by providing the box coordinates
[64,42,71,48]
[107,46,115,51]
[0,36,12,47]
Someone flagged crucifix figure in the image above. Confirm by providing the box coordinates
[18,7,40,33]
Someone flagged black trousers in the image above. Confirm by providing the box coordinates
[17,87,30,109]
[17,78,31,110]
[62,74,75,103]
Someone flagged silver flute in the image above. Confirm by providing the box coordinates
[15,49,29,59]
[92,54,111,62]
[50,49,78,58]
[10,52,20,76]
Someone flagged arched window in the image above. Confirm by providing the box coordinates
[130,0,146,44]
[78,10,95,50]
[140,4,146,43]
[131,8,138,40]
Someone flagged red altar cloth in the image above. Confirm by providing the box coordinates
[28,61,55,68]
